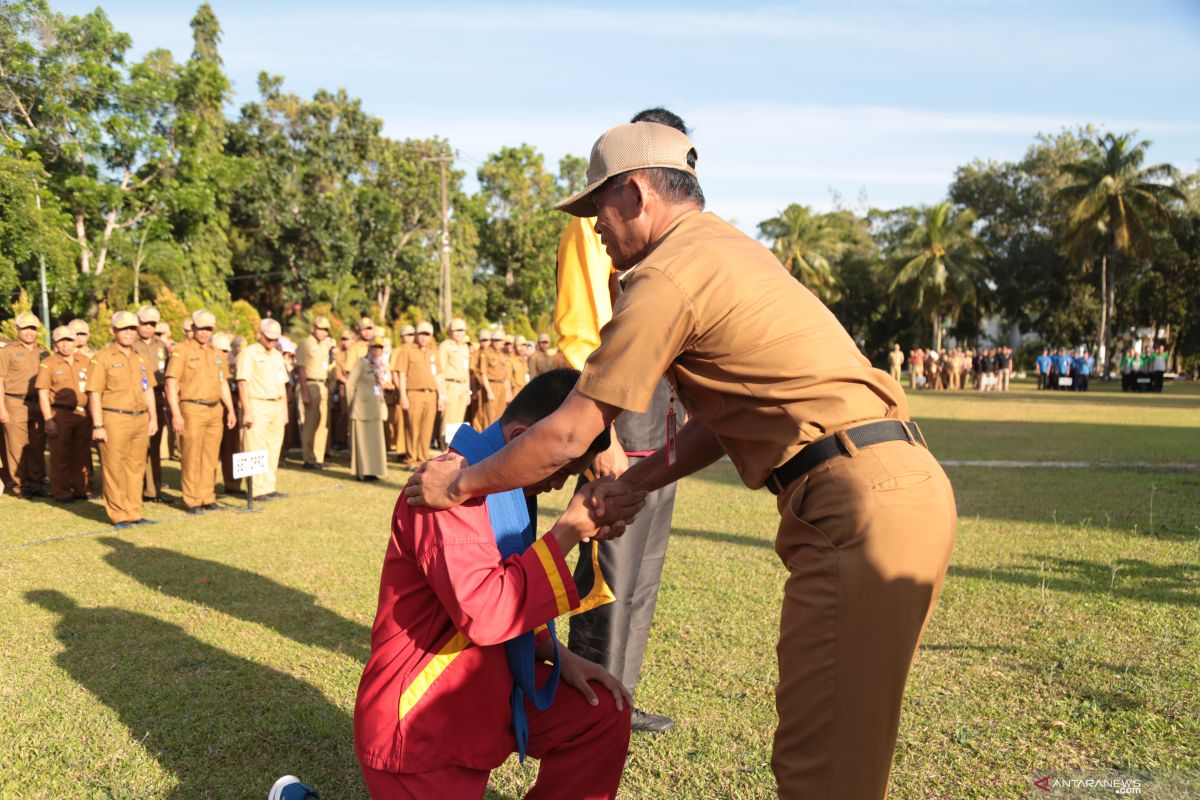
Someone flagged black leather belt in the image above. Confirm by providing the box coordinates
[52,403,86,412]
[102,407,146,416]
[5,392,32,400]
[766,420,928,495]
[182,399,220,407]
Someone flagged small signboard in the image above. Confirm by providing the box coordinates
[1058,377,1073,387]
[233,449,269,479]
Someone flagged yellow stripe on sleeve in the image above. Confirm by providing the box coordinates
[397,630,471,721]
[532,537,572,616]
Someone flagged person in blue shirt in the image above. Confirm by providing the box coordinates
[1035,350,1052,391]
[1056,350,1073,390]
[1079,350,1094,392]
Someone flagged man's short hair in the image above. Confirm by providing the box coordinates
[500,368,611,455]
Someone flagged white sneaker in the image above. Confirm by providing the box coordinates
[268,775,320,800]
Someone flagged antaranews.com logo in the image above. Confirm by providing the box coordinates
[1031,771,1200,798]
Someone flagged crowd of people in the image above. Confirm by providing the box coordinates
[0,306,569,526]
[887,344,1016,391]
[1033,347,1096,391]
[1119,345,1170,393]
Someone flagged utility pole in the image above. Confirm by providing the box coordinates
[35,191,50,329]
[436,145,453,327]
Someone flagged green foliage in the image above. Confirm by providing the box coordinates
[757,204,851,303]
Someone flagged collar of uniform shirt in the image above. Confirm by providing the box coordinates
[616,209,703,286]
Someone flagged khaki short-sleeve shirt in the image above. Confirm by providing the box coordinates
[36,352,91,408]
[236,342,287,401]
[393,342,438,391]
[298,334,334,381]
[134,337,169,385]
[0,343,45,397]
[577,211,907,489]
[86,343,156,411]
[166,339,225,402]
[439,339,470,384]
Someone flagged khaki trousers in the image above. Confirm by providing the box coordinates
[180,402,223,508]
[473,392,506,431]
[384,388,407,456]
[3,396,45,493]
[301,382,329,465]
[773,437,956,800]
[443,380,470,428]
[48,409,91,500]
[99,410,149,524]
[405,390,437,463]
[242,398,285,497]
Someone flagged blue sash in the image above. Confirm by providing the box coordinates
[450,422,560,762]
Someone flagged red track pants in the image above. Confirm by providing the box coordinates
[361,678,631,799]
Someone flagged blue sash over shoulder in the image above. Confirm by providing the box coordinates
[450,422,560,762]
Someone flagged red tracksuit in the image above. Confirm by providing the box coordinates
[354,491,630,799]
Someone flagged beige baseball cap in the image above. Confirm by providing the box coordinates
[69,318,90,334]
[137,305,160,324]
[259,318,282,340]
[400,324,416,336]
[370,332,388,347]
[358,316,375,331]
[416,321,434,335]
[556,122,698,216]
[14,312,40,329]
[514,335,528,347]
[449,318,467,332]
[192,309,217,328]
[155,321,171,336]
[183,317,194,332]
[477,329,492,341]
[52,325,75,343]
[212,332,231,351]
[313,315,331,330]
[504,334,515,345]
[537,333,551,343]
[111,311,139,330]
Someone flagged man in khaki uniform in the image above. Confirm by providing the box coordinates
[438,318,471,430]
[407,121,957,800]
[393,320,442,464]
[387,324,415,459]
[296,315,335,468]
[0,312,48,497]
[69,319,95,359]
[471,328,509,429]
[88,311,158,527]
[36,326,93,502]
[183,317,194,341]
[331,330,353,451]
[166,310,236,513]
[134,305,170,502]
[528,333,558,379]
[348,317,374,366]
[237,319,289,500]
[508,335,530,395]
[215,333,242,494]
[887,344,904,384]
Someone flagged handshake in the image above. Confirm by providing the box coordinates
[551,478,647,551]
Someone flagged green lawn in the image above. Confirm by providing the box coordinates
[1,381,1198,799]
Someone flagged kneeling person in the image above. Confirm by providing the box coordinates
[354,369,641,800]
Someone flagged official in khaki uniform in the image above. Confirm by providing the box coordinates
[438,319,471,430]
[166,310,236,513]
[297,316,335,468]
[36,326,92,501]
[330,330,352,451]
[237,319,289,500]
[407,121,957,800]
[527,333,558,379]
[348,317,374,366]
[387,324,415,459]
[508,335,530,395]
[471,328,509,429]
[88,311,158,527]
[69,319,95,359]
[183,317,194,341]
[156,321,174,349]
[0,312,48,497]
[347,332,388,480]
[134,306,170,502]
[393,321,442,464]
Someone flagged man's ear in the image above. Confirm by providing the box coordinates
[627,172,651,212]
[504,422,530,443]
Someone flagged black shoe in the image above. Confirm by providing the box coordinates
[185,506,204,515]
[302,463,317,470]
[631,709,675,734]
[22,489,51,499]
[203,503,220,511]
[133,519,156,526]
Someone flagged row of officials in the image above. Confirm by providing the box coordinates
[0,308,567,528]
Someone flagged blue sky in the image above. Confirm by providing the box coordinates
[56,0,1200,233]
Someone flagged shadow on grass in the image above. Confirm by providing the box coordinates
[949,557,1199,608]
[917,419,1200,464]
[25,589,361,799]
[673,526,774,551]
[98,537,371,662]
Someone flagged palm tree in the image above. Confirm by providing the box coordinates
[757,204,846,303]
[1055,132,1183,376]
[884,201,988,352]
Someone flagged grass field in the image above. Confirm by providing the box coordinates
[1,379,1197,799]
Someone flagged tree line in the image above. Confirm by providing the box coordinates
[2,1,1197,375]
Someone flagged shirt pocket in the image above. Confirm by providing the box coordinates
[105,364,131,393]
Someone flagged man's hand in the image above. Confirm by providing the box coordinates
[400,394,410,411]
[171,413,185,435]
[558,479,646,546]
[93,426,107,443]
[559,647,630,711]
[592,438,628,479]
[404,453,467,509]
[44,417,59,437]
[243,411,254,429]
[437,395,445,413]
[147,418,158,438]
[0,407,9,425]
